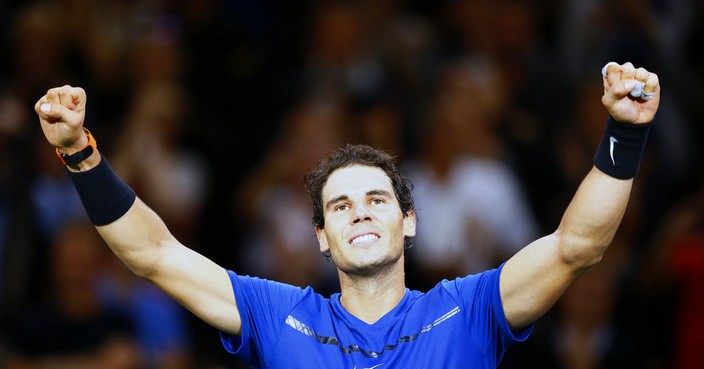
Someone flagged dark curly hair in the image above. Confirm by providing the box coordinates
[303,145,415,241]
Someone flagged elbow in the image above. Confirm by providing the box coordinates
[130,260,157,279]
[116,239,169,280]
[119,251,159,279]
[554,229,612,271]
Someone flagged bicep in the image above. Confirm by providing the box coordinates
[147,241,241,335]
[500,168,632,329]
[96,198,241,335]
[499,234,579,330]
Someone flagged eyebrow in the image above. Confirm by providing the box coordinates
[324,190,394,210]
[325,195,349,210]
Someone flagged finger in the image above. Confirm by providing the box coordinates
[625,67,648,98]
[34,95,47,114]
[641,72,659,100]
[601,61,620,78]
[58,88,77,110]
[603,62,622,86]
[634,67,649,84]
[620,62,636,80]
[612,80,638,99]
[46,88,60,105]
[70,86,86,110]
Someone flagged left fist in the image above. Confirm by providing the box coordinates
[601,62,660,124]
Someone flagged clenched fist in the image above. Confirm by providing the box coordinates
[601,62,660,124]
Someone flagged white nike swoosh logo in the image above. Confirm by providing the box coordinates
[353,364,384,369]
[609,136,619,166]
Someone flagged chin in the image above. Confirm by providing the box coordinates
[344,255,402,277]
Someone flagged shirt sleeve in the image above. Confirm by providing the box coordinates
[442,263,533,364]
[219,270,309,366]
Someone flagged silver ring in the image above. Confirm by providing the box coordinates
[641,91,654,100]
[629,81,645,98]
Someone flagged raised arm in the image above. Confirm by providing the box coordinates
[34,86,242,335]
[499,62,661,329]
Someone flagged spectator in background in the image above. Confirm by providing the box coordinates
[353,98,406,162]
[106,80,200,369]
[235,96,351,295]
[301,1,388,106]
[31,132,86,240]
[639,185,704,369]
[5,2,70,103]
[97,247,194,369]
[110,80,209,245]
[6,219,142,369]
[555,0,694,82]
[0,93,37,369]
[403,58,538,287]
[442,0,565,236]
[6,1,83,231]
[0,1,83,353]
[500,257,638,369]
[0,88,39,337]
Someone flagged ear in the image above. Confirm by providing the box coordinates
[403,210,416,238]
[315,226,329,254]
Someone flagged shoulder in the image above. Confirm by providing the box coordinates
[431,265,504,309]
[226,270,328,310]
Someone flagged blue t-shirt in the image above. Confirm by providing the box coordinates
[220,264,532,368]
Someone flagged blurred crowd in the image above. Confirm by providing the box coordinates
[1,0,703,368]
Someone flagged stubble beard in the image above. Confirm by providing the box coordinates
[334,248,404,279]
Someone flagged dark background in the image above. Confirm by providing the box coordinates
[1,0,703,368]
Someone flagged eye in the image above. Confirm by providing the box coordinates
[334,204,349,212]
[370,198,385,205]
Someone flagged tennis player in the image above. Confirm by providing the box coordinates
[34,61,659,368]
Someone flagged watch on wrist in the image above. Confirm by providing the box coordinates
[56,128,97,166]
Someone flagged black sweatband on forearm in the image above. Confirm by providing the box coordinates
[593,116,653,179]
[67,155,136,225]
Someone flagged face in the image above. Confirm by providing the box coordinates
[315,165,416,275]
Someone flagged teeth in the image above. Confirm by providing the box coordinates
[351,234,378,245]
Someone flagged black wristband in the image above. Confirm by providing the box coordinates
[67,155,136,225]
[593,116,652,179]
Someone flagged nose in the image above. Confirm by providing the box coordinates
[351,204,373,224]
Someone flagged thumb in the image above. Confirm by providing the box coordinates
[38,102,82,127]
[621,80,637,97]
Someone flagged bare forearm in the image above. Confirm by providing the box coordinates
[96,196,175,278]
[61,149,171,277]
[555,166,632,269]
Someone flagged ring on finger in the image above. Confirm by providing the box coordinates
[641,91,654,100]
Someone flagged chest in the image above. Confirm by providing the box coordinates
[263,305,491,369]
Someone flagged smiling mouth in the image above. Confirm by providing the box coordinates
[350,234,379,245]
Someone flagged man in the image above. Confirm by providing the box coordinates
[33,62,660,368]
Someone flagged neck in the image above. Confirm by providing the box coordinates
[337,261,407,324]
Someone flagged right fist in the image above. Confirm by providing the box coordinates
[35,85,88,153]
